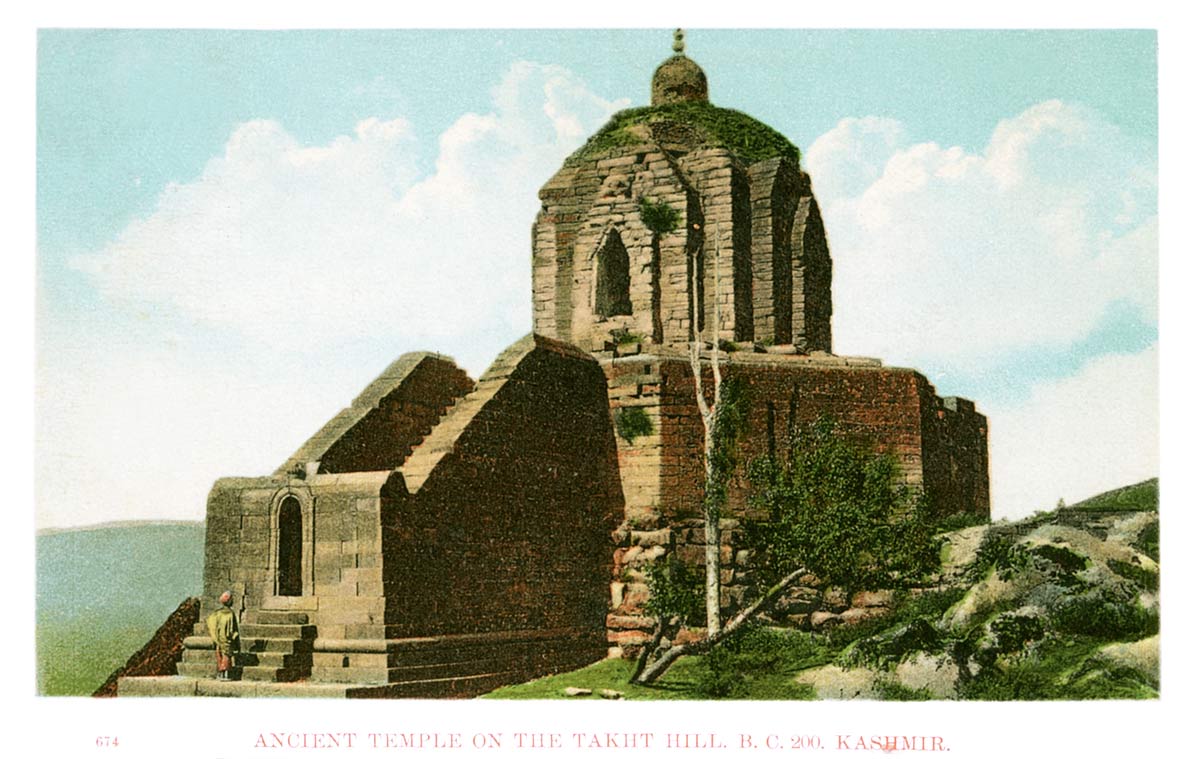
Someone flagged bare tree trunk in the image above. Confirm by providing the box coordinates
[629,614,680,683]
[690,222,724,639]
[633,566,809,685]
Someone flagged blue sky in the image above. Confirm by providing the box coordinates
[36,29,1159,527]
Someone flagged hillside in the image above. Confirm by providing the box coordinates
[487,479,1160,700]
[37,521,204,695]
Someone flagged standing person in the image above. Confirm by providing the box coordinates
[205,591,240,680]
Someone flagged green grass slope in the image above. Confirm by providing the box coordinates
[37,521,204,695]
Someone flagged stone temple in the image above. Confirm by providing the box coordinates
[119,34,988,698]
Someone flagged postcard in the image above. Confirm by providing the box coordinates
[19,17,1191,759]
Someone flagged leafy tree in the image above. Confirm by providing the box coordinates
[633,417,941,685]
[745,417,941,597]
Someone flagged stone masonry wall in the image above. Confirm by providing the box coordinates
[534,141,832,354]
[792,174,833,353]
[919,396,991,519]
[200,472,390,634]
[381,335,623,651]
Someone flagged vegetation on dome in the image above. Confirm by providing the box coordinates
[568,102,801,166]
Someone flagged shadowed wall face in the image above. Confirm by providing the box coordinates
[382,337,624,648]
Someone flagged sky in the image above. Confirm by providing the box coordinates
[35,28,1159,528]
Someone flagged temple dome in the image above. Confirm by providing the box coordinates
[651,54,709,105]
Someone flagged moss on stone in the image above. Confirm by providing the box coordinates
[568,103,800,166]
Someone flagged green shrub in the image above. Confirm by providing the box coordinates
[614,406,654,444]
[644,554,703,625]
[745,417,941,597]
[934,511,989,532]
[695,645,750,698]
[638,198,680,235]
[613,329,643,345]
[1053,588,1158,640]
[875,680,935,701]
[1107,559,1158,591]
[1135,521,1159,562]
[1031,544,1087,574]
[970,531,1031,581]
[989,612,1045,653]
[839,618,942,669]
[899,587,969,622]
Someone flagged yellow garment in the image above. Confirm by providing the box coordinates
[205,606,240,656]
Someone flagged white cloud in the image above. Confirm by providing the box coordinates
[988,344,1158,520]
[72,62,628,351]
[808,101,1157,374]
[43,62,627,529]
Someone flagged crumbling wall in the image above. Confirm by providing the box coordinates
[919,395,991,519]
[383,335,623,660]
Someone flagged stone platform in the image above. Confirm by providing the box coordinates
[117,670,520,699]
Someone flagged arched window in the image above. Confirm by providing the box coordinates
[277,496,303,596]
[595,230,632,318]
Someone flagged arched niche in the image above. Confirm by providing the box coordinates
[594,229,633,318]
[268,488,315,598]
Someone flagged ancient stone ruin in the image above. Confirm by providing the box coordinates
[119,33,988,698]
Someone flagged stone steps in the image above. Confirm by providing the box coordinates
[240,623,317,639]
[243,610,310,625]
[183,613,316,684]
[400,376,509,492]
[240,664,312,683]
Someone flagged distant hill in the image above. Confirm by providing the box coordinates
[37,521,204,695]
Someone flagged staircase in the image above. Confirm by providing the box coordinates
[178,610,315,683]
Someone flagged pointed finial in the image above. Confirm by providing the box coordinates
[672,28,685,55]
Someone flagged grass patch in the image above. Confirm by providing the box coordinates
[37,621,152,696]
[874,680,936,701]
[568,103,800,166]
[484,629,827,700]
[1068,479,1158,513]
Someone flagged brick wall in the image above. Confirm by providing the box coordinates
[381,335,623,649]
[602,351,989,648]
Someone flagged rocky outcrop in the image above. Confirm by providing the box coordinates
[789,487,1160,700]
